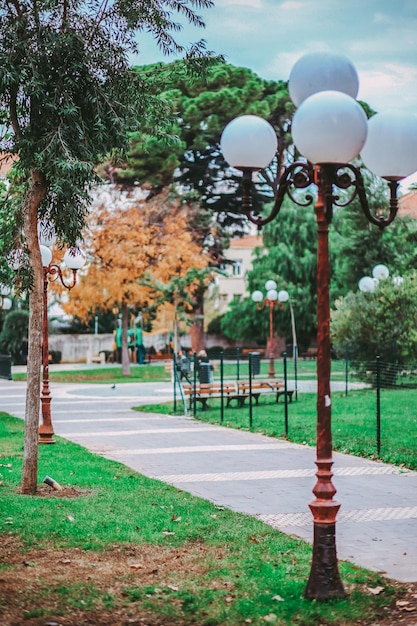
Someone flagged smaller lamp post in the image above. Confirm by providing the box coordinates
[251,280,289,377]
[39,236,86,444]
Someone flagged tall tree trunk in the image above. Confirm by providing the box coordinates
[121,302,130,376]
[189,314,204,354]
[21,172,47,494]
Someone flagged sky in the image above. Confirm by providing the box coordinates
[133,0,417,189]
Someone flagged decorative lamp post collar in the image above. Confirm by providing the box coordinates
[220,51,417,601]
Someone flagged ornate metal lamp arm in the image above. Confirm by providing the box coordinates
[244,161,401,232]
[351,165,400,229]
[47,264,78,290]
[242,162,315,230]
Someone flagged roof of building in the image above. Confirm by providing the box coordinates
[398,190,417,218]
[229,234,263,248]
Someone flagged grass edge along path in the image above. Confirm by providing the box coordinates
[0,412,405,626]
[137,388,417,471]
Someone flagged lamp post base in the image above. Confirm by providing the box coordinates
[38,431,56,444]
[304,522,345,599]
[39,396,55,444]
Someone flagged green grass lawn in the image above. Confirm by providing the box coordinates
[138,388,417,471]
[12,364,171,384]
[0,412,406,625]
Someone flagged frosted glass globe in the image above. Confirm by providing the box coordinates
[38,220,57,247]
[289,52,359,107]
[0,284,11,296]
[64,247,86,270]
[358,276,376,293]
[265,279,277,291]
[266,289,278,301]
[291,91,368,164]
[220,115,278,170]
[1,297,12,310]
[252,290,264,303]
[372,264,389,280]
[360,111,417,180]
[40,245,53,268]
[278,290,289,303]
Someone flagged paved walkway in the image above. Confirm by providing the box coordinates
[1,376,417,584]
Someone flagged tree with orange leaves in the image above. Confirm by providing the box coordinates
[59,185,208,374]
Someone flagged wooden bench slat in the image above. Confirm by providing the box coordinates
[182,380,295,409]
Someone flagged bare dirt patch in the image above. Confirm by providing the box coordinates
[26,484,94,498]
[1,488,417,625]
[0,535,220,625]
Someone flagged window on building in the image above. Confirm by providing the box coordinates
[232,260,243,276]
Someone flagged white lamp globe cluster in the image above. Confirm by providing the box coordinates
[220,52,417,180]
[358,264,403,293]
[251,280,290,304]
[38,221,86,271]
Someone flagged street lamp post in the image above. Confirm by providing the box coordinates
[38,241,86,444]
[251,280,289,378]
[220,52,417,600]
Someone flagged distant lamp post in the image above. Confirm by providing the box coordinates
[39,228,86,444]
[276,288,299,399]
[359,264,403,293]
[220,52,417,599]
[252,280,281,377]
[251,281,297,379]
[0,284,12,310]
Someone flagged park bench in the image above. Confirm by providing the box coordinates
[183,382,245,410]
[237,380,294,404]
[301,347,318,359]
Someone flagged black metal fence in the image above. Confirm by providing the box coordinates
[172,349,417,461]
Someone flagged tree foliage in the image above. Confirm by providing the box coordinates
[0,309,28,363]
[112,62,294,237]
[330,170,417,299]
[0,0,219,493]
[331,272,417,373]
[58,185,208,325]
[220,196,317,350]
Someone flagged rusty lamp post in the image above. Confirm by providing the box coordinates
[220,51,417,599]
[251,280,287,377]
[38,240,86,444]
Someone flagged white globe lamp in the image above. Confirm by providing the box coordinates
[251,290,264,303]
[288,52,359,107]
[220,115,278,170]
[291,91,368,164]
[360,111,417,180]
[64,247,86,270]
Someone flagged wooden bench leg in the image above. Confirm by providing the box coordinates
[276,391,294,403]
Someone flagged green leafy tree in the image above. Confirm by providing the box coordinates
[330,170,417,299]
[0,0,219,494]
[0,309,29,364]
[141,267,215,353]
[221,196,317,351]
[331,272,417,382]
[113,62,294,236]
